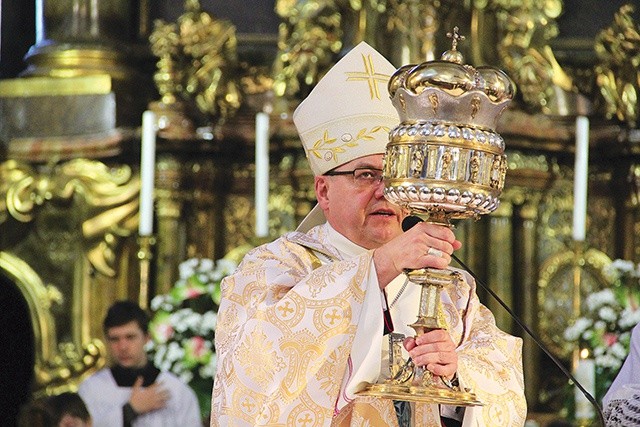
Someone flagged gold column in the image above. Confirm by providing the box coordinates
[514,200,543,408]
[486,202,514,331]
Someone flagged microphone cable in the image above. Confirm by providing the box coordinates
[402,215,605,425]
[451,253,606,427]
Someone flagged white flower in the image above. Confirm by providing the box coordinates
[201,311,217,332]
[148,255,237,404]
[161,301,175,312]
[200,258,215,271]
[166,341,184,362]
[612,259,637,275]
[171,308,201,333]
[153,345,167,366]
[595,353,622,370]
[178,258,200,280]
[586,289,617,311]
[594,320,606,330]
[564,317,592,341]
[180,370,194,384]
[564,260,640,379]
[598,306,617,322]
[619,308,640,328]
[611,342,628,359]
[150,295,164,311]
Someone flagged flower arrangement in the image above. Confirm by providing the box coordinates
[146,257,237,419]
[564,259,640,400]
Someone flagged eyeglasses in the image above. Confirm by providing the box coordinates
[324,167,384,186]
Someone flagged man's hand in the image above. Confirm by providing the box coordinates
[129,376,170,414]
[373,222,462,287]
[403,329,458,380]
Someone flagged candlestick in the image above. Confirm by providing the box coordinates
[574,351,595,421]
[572,116,589,242]
[137,235,155,310]
[139,110,157,236]
[255,111,270,237]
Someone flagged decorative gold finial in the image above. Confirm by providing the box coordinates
[442,26,465,64]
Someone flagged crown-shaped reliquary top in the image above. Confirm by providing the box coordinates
[388,27,516,132]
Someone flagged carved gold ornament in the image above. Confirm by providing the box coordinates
[595,4,640,128]
[149,0,241,126]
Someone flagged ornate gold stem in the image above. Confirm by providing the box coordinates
[137,235,156,310]
[406,268,452,334]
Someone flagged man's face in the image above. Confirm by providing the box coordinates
[316,154,407,249]
[105,320,149,368]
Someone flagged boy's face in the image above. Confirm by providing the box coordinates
[105,320,149,368]
[58,413,92,427]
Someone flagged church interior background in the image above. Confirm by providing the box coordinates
[1,0,639,425]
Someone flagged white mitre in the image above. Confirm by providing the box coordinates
[293,41,398,232]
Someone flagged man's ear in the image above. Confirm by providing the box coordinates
[315,176,330,209]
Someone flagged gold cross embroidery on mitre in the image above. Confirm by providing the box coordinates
[345,53,390,100]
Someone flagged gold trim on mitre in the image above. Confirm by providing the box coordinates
[293,41,398,176]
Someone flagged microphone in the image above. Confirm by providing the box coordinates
[402,215,423,232]
[401,215,605,426]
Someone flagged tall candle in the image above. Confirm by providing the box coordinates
[401,45,410,65]
[574,355,595,420]
[139,110,157,236]
[255,111,270,237]
[572,116,589,242]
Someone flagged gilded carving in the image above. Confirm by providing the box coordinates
[410,148,424,178]
[428,93,439,115]
[471,95,481,119]
[272,0,445,101]
[595,4,640,128]
[469,153,480,184]
[476,0,576,114]
[0,158,140,393]
[0,160,34,224]
[2,159,139,277]
[149,0,241,130]
[0,251,106,395]
[537,247,613,358]
[440,148,452,180]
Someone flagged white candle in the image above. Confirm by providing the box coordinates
[401,45,410,65]
[255,112,270,237]
[139,110,157,236]
[572,116,589,242]
[574,356,595,420]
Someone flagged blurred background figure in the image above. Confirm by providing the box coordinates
[18,391,92,427]
[78,300,200,427]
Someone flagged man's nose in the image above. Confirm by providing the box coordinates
[373,179,386,198]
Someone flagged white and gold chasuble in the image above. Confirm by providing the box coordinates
[211,223,527,426]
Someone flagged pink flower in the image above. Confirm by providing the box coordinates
[184,287,205,299]
[155,323,174,343]
[188,336,207,358]
[604,332,618,347]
